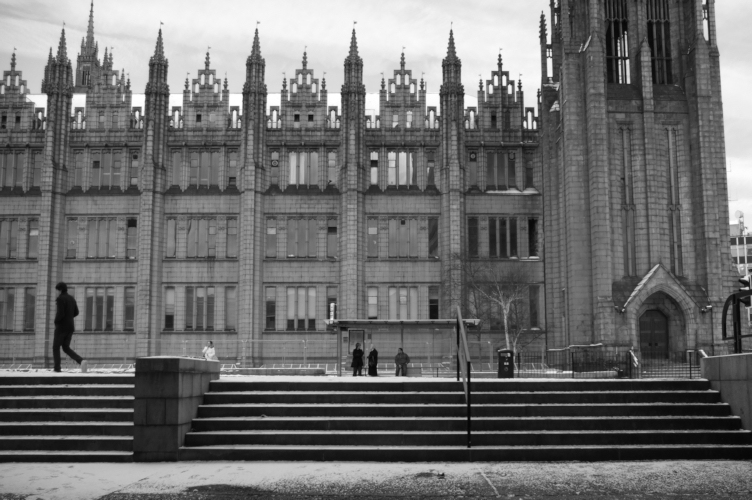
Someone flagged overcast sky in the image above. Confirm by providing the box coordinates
[1,0,750,228]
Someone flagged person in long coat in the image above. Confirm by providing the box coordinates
[53,282,87,373]
[367,345,379,376]
[351,343,364,376]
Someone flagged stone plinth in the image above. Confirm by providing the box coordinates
[133,356,220,462]
[701,353,752,431]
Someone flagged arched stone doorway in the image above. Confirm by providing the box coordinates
[636,291,687,356]
[639,310,668,357]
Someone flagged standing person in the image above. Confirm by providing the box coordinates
[202,341,218,361]
[394,348,410,377]
[351,343,364,376]
[367,345,379,377]
[53,282,87,373]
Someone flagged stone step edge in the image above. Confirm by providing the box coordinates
[180,444,752,450]
[203,390,717,395]
[0,436,133,440]
[185,430,751,435]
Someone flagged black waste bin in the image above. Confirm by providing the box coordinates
[497,349,514,378]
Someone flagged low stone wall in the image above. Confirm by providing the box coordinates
[701,353,752,431]
[133,356,220,462]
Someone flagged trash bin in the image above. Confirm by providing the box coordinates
[497,349,514,378]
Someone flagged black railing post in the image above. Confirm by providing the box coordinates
[467,360,471,449]
[456,320,460,382]
[571,351,574,379]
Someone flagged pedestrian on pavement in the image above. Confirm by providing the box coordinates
[202,341,218,361]
[351,343,364,376]
[367,345,379,377]
[394,348,410,377]
[53,282,87,373]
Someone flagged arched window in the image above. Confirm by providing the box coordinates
[409,83,415,94]
[291,82,297,94]
[396,74,401,85]
[390,83,396,93]
[406,111,413,129]
[306,73,311,85]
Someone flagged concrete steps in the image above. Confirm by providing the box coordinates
[0,375,134,462]
[181,379,752,461]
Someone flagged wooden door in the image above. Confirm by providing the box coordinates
[639,310,668,358]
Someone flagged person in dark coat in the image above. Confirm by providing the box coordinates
[367,345,379,377]
[351,343,364,376]
[395,348,410,377]
[53,282,87,373]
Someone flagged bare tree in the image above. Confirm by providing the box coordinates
[445,253,543,354]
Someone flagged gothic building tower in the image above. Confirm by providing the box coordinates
[34,30,74,363]
[540,0,733,352]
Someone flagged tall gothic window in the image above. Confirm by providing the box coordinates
[605,0,631,84]
[647,0,673,84]
[621,128,637,277]
[666,128,683,276]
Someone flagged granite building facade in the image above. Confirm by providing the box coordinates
[0,0,734,366]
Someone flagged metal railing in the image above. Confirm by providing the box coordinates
[630,350,703,379]
[455,306,472,448]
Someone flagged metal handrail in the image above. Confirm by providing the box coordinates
[456,306,472,448]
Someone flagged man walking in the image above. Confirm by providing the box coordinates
[53,282,87,373]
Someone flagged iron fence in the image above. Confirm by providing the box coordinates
[0,333,735,379]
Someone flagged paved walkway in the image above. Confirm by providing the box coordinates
[1,461,751,499]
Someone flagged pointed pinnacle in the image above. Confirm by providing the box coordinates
[302,50,307,69]
[86,0,95,47]
[348,29,359,58]
[10,51,16,71]
[251,27,261,58]
[540,12,548,41]
[400,51,405,70]
[154,28,165,59]
[57,28,68,62]
[447,29,457,59]
[205,51,210,69]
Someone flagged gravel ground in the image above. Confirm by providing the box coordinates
[2,461,752,500]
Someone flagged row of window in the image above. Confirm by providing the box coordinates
[70,150,140,190]
[262,285,438,331]
[468,217,539,259]
[163,286,237,331]
[0,219,39,259]
[70,110,143,130]
[264,217,439,260]
[164,218,238,259]
[66,218,138,259]
[169,150,239,188]
[0,151,43,189]
[0,287,36,331]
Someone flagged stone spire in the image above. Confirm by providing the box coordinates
[540,11,547,43]
[446,29,458,63]
[442,29,461,85]
[86,1,95,48]
[400,51,405,71]
[249,27,262,63]
[205,51,210,70]
[153,28,165,62]
[10,51,16,72]
[302,50,307,70]
[346,29,360,63]
[57,28,68,63]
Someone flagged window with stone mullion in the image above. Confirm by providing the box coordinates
[647,0,672,85]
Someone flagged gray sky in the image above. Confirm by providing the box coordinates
[1,0,750,228]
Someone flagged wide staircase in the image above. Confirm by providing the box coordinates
[181,379,752,461]
[0,374,134,462]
